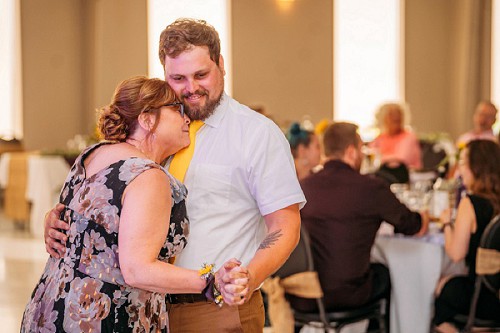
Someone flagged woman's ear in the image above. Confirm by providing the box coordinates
[297,143,307,159]
[137,112,155,132]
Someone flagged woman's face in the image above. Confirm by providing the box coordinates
[304,134,322,168]
[384,108,403,135]
[458,148,474,189]
[155,104,191,156]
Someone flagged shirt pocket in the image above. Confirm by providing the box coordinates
[190,164,232,208]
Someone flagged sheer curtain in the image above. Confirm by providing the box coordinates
[450,0,493,137]
[492,0,500,134]
[0,0,23,139]
[333,0,402,140]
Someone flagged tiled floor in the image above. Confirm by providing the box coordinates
[0,211,47,332]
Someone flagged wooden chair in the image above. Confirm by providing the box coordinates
[270,227,387,333]
[454,214,500,333]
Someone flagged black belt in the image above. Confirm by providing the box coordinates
[167,293,208,304]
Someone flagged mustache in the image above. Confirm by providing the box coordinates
[182,89,208,99]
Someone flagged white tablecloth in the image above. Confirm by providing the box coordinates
[0,153,11,188]
[26,155,70,238]
[371,234,466,333]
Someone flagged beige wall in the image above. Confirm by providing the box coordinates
[20,1,493,149]
[21,0,85,151]
[404,0,456,136]
[231,0,334,129]
[21,0,148,151]
[405,0,492,140]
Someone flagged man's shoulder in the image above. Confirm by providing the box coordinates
[301,167,378,190]
[223,102,285,146]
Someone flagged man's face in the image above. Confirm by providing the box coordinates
[163,46,225,121]
[353,135,364,171]
[473,103,497,132]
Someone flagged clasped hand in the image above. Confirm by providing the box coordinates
[215,259,250,306]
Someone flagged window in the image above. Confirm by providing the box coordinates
[0,0,23,139]
[147,0,232,94]
[334,0,402,140]
[491,0,500,134]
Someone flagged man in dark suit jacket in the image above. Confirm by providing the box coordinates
[291,122,429,312]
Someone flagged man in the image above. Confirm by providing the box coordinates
[456,101,498,146]
[290,122,428,314]
[44,19,305,332]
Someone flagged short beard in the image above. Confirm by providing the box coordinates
[184,91,223,121]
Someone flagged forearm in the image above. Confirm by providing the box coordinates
[441,208,469,262]
[443,223,460,261]
[393,211,422,235]
[247,205,300,290]
[122,260,205,294]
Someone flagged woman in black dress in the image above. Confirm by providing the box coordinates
[434,139,500,333]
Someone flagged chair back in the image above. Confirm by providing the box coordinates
[374,161,409,185]
[420,140,447,172]
[273,226,331,329]
[462,214,500,332]
[274,226,315,279]
[478,214,500,295]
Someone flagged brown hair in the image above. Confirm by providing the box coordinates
[466,140,500,214]
[323,122,360,158]
[97,76,176,142]
[158,18,221,67]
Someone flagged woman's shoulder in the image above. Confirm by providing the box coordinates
[163,170,188,202]
[467,193,493,207]
[118,157,163,176]
[466,194,494,218]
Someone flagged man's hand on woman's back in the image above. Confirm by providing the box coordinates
[44,203,69,258]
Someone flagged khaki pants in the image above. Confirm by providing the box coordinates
[167,290,264,332]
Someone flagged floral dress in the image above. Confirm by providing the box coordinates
[21,142,189,332]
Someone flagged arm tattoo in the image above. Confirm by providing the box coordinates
[258,229,283,250]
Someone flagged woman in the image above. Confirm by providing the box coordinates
[434,140,500,333]
[370,102,422,170]
[286,122,322,180]
[21,77,248,332]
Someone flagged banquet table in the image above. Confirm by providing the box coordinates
[371,230,466,333]
[26,155,70,238]
[0,153,70,237]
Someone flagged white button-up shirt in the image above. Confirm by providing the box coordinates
[174,93,306,269]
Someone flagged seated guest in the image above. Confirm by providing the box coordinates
[456,101,498,146]
[434,140,500,333]
[286,122,322,180]
[291,122,428,313]
[370,102,422,170]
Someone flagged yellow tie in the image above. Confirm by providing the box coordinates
[169,120,204,182]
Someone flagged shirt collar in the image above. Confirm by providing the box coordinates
[202,92,228,128]
[324,159,354,171]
